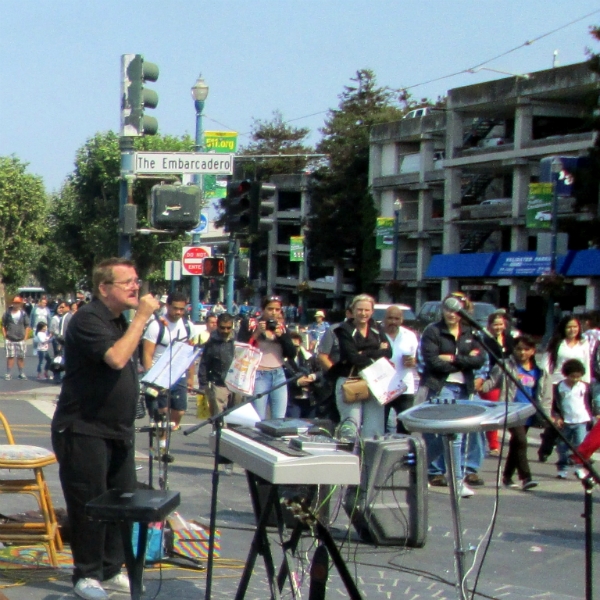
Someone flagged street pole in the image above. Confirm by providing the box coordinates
[392,198,402,302]
[118,137,135,258]
[190,75,209,323]
[545,157,563,344]
[226,237,235,313]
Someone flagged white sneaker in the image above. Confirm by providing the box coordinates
[557,470,568,479]
[459,482,475,498]
[103,572,131,592]
[575,468,587,480]
[74,578,108,600]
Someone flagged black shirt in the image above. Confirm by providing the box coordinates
[51,298,138,440]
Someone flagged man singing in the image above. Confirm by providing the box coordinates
[51,258,159,600]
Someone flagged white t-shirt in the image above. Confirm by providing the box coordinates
[143,318,191,365]
[546,339,591,384]
[557,380,591,424]
[387,326,419,394]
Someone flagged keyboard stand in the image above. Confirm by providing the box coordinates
[86,489,180,600]
[235,471,363,600]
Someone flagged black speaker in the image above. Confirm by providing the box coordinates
[343,434,428,547]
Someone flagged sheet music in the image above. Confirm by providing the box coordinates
[141,341,200,390]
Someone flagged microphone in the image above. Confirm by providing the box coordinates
[442,297,484,332]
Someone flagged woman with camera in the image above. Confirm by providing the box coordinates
[237,295,296,420]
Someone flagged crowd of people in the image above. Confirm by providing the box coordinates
[5,265,600,599]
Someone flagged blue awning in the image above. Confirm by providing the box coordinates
[490,251,572,277]
[566,250,600,276]
[425,253,497,278]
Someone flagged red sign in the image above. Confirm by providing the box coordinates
[181,246,211,275]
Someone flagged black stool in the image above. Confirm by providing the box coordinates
[86,489,180,600]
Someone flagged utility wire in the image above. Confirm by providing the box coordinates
[205,10,600,139]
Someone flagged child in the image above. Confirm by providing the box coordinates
[480,335,552,490]
[33,322,52,380]
[553,359,593,479]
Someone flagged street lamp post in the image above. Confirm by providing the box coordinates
[392,198,402,301]
[544,156,563,344]
[190,74,209,324]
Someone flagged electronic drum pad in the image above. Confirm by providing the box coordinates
[399,399,535,434]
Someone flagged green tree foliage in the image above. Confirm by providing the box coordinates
[308,69,404,293]
[42,131,195,291]
[237,110,314,181]
[0,156,48,293]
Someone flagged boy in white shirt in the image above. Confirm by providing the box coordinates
[553,358,594,479]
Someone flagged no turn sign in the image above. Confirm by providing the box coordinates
[181,246,212,275]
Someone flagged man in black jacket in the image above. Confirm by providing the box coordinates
[198,313,237,416]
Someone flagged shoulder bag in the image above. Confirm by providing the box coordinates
[341,367,370,404]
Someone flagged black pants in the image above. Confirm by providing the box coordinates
[51,430,136,584]
[539,425,559,458]
[503,426,531,481]
[384,394,415,434]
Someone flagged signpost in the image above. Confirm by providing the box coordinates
[165,260,182,292]
[132,152,234,175]
[181,246,212,276]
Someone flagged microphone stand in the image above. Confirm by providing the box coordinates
[463,315,599,600]
[184,370,305,600]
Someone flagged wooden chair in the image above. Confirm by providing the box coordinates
[0,410,63,566]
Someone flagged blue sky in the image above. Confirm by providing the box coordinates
[1,1,599,192]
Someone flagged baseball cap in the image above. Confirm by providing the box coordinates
[12,296,24,304]
[315,310,325,318]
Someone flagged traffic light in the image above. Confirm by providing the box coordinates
[120,54,159,136]
[225,180,252,234]
[202,257,225,277]
[150,184,202,230]
[250,182,276,234]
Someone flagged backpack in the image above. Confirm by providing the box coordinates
[154,317,192,347]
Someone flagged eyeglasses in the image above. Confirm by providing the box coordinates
[264,295,282,304]
[106,278,142,289]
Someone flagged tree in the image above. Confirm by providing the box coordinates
[307,69,404,294]
[0,156,48,301]
[237,110,314,181]
[42,131,195,292]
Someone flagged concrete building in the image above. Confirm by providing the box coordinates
[370,61,600,324]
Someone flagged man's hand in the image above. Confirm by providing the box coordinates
[137,294,160,321]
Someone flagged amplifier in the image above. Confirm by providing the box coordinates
[343,434,427,547]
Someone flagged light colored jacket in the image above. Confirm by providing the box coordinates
[480,356,552,417]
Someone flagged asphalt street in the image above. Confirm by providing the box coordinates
[0,350,598,600]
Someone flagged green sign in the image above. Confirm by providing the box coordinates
[239,247,249,259]
[203,131,238,200]
[290,236,304,262]
[526,183,553,229]
[376,217,395,250]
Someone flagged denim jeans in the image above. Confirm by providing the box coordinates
[252,367,288,420]
[422,384,484,481]
[335,377,385,439]
[557,422,588,469]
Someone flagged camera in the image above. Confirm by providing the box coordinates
[266,319,278,332]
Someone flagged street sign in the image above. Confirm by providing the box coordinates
[181,246,212,276]
[164,260,182,281]
[526,183,552,229]
[133,152,234,175]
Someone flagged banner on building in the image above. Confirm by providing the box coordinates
[203,131,239,200]
[290,236,304,262]
[376,217,395,250]
[526,183,553,230]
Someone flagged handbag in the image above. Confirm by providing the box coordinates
[341,368,370,404]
